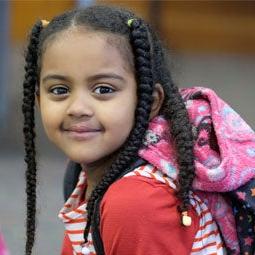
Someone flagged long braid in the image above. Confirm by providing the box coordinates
[164,87,195,214]
[84,18,154,242]
[22,21,43,255]
[149,30,195,215]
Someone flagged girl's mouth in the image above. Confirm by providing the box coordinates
[62,124,102,140]
[64,130,101,140]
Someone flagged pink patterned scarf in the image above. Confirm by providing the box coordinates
[138,87,255,254]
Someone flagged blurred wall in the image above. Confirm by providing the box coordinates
[98,1,255,54]
[0,2,9,131]
[10,0,74,43]
[10,1,255,54]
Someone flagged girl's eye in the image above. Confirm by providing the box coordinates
[94,86,115,94]
[50,86,69,95]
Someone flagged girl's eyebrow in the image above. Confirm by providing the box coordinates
[87,73,126,83]
[41,74,71,84]
[41,73,126,84]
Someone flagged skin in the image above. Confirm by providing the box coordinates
[37,28,164,198]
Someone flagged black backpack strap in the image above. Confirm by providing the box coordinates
[63,161,82,202]
[118,157,147,179]
[91,157,147,255]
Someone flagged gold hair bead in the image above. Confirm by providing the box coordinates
[181,211,192,226]
[41,19,50,28]
[127,18,135,27]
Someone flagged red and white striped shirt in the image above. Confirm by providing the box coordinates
[59,164,226,255]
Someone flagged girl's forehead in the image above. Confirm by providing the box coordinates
[45,28,111,52]
[40,28,134,78]
[41,28,134,73]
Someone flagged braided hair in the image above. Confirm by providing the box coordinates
[22,5,195,254]
[22,20,43,255]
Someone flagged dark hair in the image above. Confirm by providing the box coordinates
[22,5,195,254]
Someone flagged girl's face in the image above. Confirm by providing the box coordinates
[38,28,137,165]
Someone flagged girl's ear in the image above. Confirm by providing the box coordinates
[149,83,165,120]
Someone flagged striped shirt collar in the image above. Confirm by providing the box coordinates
[58,171,96,254]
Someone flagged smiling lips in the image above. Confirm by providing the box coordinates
[63,124,102,140]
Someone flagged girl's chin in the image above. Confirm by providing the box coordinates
[78,153,118,169]
[61,146,120,168]
[67,156,99,165]
[66,154,108,165]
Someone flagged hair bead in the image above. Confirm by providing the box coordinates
[127,18,135,27]
[181,211,192,226]
[41,19,50,28]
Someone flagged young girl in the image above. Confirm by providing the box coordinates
[22,5,255,255]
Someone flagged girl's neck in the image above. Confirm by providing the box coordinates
[82,154,117,200]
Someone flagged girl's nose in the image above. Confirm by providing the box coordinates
[66,94,93,118]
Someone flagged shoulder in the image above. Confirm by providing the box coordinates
[100,174,199,228]
[100,175,199,255]
[101,175,178,217]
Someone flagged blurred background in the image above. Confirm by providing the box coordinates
[0,0,255,254]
